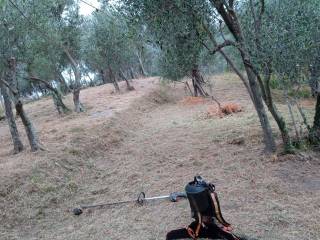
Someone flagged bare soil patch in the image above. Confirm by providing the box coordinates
[0,73,319,240]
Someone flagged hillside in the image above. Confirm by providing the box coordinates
[0,74,319,240]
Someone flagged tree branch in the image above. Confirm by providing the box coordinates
[259,0,265,21]
[249,0,257,23]
[209,0,242,42]
[0,79,18,96]
[210,40,236,54]
[218,20,227,42]
[197,21,252,98]
[28,76,58,93]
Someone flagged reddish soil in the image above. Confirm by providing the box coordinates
[0,73,319,240]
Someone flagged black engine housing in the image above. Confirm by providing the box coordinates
[185,176,215,219]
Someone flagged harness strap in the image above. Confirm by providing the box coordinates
[195,212,202,238]
[186,226,196,240]
[186,212,202,240]
[210,192,231,227]
[210,192,242,240]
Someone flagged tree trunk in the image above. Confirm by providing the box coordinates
[0,82,24,153]
[285,93,300,142]
[309,94,320,144]
[108,66,120,93]
[29,76,70,114]
[262,74,293,152]
[211,0,276,152]
[73,87,83,113]
[245,67,277,152]
[56,72,71,95]
[120,70,135,91]
[129,67,136,80]
[63,48,84,112]
[100,70,107,84]
[52,93,69,114]
[15,100,40,152]
[191,67,208,97]
[6,57,41,152]
[136,50,147,76]
[309,56,320,97]
[72,66,84,112]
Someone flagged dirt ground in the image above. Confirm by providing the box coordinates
[0,74,319,240]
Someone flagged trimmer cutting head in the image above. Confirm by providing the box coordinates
[73,207,83,215]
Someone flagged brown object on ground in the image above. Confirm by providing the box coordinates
[205,102,242,119]
[228,137,245,145]
[221,102,242,115]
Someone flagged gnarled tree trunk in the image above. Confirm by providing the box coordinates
[309,53,320,97]
[100,70,108,84]
[120,70,135,91]
[245,67,276,152]
[29,76,70,114]
[129,67,135,80]
[107,66,120,93]
[0,81,23,153]
[136,49,147,76]
[191,67,208,97]
[309,56,320,144]
[15,100,40,152]
[6,57,41,152]
[252,63,293,151]
[310,94,320,144]
[211,0,276,152]
[309,66,319,97]
[56,71,71,95]
[63,48,84,113]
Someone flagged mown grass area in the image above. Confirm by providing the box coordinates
[0,75,319,240]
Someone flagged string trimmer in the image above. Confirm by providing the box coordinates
[73,191,187,215]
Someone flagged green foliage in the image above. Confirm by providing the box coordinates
[242,0,320,91]
[0,0,87,99]
[288,87,312,99]
[82,8,140,78]
[269,76,281,90]
[122,0,214,81]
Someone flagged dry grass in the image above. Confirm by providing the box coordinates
[0,73,319,240]
[180,96,207,105]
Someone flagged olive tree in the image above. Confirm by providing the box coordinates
[0,1,42,152]
[82,8,137,92]
[241,0,320,146]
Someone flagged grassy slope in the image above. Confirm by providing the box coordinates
[0,74,319,240]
